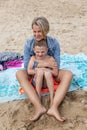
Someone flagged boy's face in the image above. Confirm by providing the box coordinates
[34,46,48,59]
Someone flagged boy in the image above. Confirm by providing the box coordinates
[27,39,58,106]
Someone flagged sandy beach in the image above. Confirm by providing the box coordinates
[0,0,87,130]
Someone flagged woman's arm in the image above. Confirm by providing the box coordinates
[53,38,60,68]
[24,38,35,70]
[24,40,31,70]
[37,56,58,76]
[49,57,58,76]
[27,56,36,75]
[37,59,57,69]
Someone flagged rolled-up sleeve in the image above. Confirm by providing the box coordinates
[24,41,30,70]
[53,39,60,68]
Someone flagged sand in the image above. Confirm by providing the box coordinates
[0,0,87,130]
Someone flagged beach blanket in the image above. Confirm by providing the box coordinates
[0,52,23,70]
[0,53,87,103]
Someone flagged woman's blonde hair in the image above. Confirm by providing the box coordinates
[32,16,49,36]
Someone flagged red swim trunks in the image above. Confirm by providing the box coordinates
[19,77,60,95]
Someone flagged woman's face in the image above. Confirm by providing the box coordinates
[32,24,44,41]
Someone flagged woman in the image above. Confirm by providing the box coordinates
[16,16,73,122]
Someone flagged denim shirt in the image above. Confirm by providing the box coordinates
[24,36,60,70]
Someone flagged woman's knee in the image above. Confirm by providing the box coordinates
[58,69,73,81]
[16,70,27,80]
[66,70,73,79]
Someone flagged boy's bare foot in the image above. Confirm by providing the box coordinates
[30,106,46,121]
[47,107,66,122]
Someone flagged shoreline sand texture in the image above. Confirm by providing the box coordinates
[0,0,87,130]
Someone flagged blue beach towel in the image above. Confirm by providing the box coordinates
[0,53,87,103]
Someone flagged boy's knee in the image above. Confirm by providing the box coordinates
[44,71,52,77]
[36,69,44,76]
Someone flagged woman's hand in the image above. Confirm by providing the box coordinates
[37,60,57,69]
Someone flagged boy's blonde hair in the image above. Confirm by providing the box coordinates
[34,39,48,48]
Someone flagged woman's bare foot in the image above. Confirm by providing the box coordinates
[47,107,66,122]
[30,106,46,121]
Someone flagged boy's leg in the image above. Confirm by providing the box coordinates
[47,70,73,122]
[16,70,46,121]
[35,69,44,99]
[44,71,54,106]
